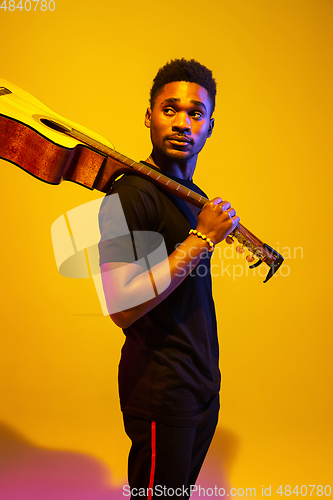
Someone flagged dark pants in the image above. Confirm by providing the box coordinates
[123,409,219,499]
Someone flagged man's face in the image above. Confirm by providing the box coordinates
[145,81,214,164]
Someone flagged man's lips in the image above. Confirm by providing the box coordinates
[166,135,192,145]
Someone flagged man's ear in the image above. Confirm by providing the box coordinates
[145,107,152,128]
[207,118,215,138]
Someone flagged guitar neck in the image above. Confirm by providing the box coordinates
[67,126,280,269]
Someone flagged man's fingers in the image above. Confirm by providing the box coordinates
[231,216,240,227]
[221,202,231,212]
[208,198,234,213]
[211,197,223,206]
[225,208,236,218]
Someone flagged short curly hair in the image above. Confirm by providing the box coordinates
[150,58,217,115]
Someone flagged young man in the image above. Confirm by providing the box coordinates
[99,59,239,498]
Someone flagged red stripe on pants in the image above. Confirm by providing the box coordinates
[147,421,156,500]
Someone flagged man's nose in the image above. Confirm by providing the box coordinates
[172,112,191,132]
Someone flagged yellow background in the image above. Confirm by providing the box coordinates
[1,0,332,497]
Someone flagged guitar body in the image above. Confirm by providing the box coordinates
[0,78,114,188]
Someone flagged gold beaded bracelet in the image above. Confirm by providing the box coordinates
[189,229,215,252]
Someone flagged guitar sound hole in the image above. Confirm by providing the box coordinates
[40,118,70,134]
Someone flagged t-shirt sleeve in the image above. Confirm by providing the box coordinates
[98,180,159,266]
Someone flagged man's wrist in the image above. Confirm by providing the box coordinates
[189,229,215,252]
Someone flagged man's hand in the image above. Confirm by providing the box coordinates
[196,197,240,245]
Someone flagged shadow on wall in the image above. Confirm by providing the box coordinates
[0,422,121,500]
[0,422,240,499]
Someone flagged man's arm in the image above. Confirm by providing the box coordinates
[100,198,239,329]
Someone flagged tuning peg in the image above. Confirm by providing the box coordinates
[236,245,245,254]
[226,236,234,244]
[246,255,255,262]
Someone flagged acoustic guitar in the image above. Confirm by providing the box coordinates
[0,78,284,282]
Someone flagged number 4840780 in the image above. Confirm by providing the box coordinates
[0,0,55,11]
[277,485,331,496]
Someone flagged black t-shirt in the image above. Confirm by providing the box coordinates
[98,168,220,426]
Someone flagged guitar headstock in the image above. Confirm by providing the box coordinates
[227,226,284,283]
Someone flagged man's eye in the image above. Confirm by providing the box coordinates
[164,107,176,115]
[191,111,203,119]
